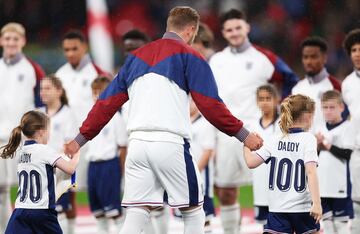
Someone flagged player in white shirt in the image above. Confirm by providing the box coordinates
[209,9,298,233]
[0,22,45,233]
[249,85,281,226]
[243,94,322,234]
[39,75,77,234]
[189,99,217,233]
[0,110,79,234]
[342,29,360,234]
[315,91,354,234]
[292,36,344,131]
[56,30,108,190]
[86,76,127,234]
[64,7,263,234]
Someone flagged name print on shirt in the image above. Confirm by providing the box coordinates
[278,141,300,152]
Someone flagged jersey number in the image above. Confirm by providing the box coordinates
[268,157,306,193]
[17,170,42,203]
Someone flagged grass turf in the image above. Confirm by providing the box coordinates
[11,185,254,208]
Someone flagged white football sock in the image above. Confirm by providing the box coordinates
[323,219,336,234]
[181,206,205,234]
[334,220,350,234]
[119,208,150,234]
[352,202,360,234]
[152,207,170,234]
[96,217,109,234]
[220,203,241,234]
[67,218,75,234]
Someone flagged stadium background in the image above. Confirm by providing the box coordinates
[1,0,360,232]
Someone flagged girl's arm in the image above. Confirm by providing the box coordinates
[197,149,213,172]
[55,152,80,175]
[305,162,322,223]
[243,146,265,169]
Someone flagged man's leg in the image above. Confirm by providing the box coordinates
[180,205,205,234]
[119,207,151,234]
[217,187,240,234]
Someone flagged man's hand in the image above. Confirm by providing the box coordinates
[64,140,80,156]
[244,132,263,150]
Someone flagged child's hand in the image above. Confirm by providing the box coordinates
[315,133,324,145]
[310,203,322,223]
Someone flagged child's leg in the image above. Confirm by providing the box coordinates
[334,220,350,234]
[323,218,336,234]
[352,201,360,234]
[65,190,76,234]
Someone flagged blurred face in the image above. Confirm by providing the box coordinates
[222,19,250,47]
[62,39,87,67]
[350,43,360,70]
[40,79,62,105]
[0,31,26,58]
[302,46,327,76]
[321,99,344,124]
[92,89,101,102]
[300,112,314,131]
[256,90,278,116]
[36,124,50,144]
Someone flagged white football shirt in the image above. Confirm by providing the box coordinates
[256,130,318,212]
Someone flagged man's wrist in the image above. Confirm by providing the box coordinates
[74,133,88,147]
[235,127,250,142]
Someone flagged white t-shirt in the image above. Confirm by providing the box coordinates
[15,141,61,209]
[249,117,281,206]
[86,112,127,161]
[190,115,216,197]
[256,130,318,213]
[317,120,354,198]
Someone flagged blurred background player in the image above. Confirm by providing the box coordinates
[190,99,217,233]
[342,28,360,234]
[86,76,127,234]
[122,29,150,59]
[243,94,322,234]
[55,30,107,191]
[0,22,45,233]
[209,9,298,234]
[316,90,354,234]
[248,84,281,228]
[39,75,77,234]
[192,23,215,61]
[292,36,343,130]
[0,111,79,234]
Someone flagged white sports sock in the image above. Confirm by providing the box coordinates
[181,206,205,234]
[96,217,109,234]
[220,204,241,234]
[67,218,75,234]
[323,219,336,234]
[143,219,157,234]
[119,208,150,234]
[152,207,170,234]
[334,220,350,234]
[113,216,125,233]
[352,202,360,234]
[0,188,11,233]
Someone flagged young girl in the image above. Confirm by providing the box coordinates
[39,74,78,234]
[0,110,79,234]
[243,94,322,234]
[249,84,281,225]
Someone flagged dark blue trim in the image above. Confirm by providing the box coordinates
[259,112,279,130]
[183,139,199,206]
[288,128,304,134]
[71,173,76,185]
[24,140,37,146]
[204,165,210,197]
[46,165,56,209]
[274,58,299,98]
[326,119,346,131]
[346,160,352,197]
[34,78,44,108]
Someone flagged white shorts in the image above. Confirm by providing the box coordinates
[122,139,204,208]
[214,132,252,188]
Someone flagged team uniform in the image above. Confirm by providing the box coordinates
[256,129,320,234]
[0,53,44,186]
[86,112,127,218]
[74,32,249,209]
[5,140,62,234]
[38,105,77,212]
[292,68,342,131]
[249,116,281,224]
[209,40,298,186]
[56,54,106,189]
[317,120,354,222]
[190,115,217,220]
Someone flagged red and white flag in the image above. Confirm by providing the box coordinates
[87,0,114,73]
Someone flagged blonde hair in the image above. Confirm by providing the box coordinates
[1,22,25,37]
[166,6,200,32]
[0,111,49,159]
[279,94,315,134]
